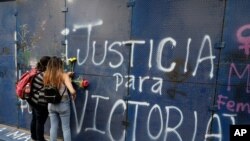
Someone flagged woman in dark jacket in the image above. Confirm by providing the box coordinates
[27,56,51,141]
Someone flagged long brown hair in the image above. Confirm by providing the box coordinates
[43,56,64,89]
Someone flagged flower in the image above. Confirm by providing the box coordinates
[73,78,89,89]
[80,79,89,88]
[68,57,77,63]
[68,57,77,71]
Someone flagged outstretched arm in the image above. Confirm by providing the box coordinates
[63,73,76,100]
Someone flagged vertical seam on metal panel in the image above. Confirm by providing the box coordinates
[209,0,227,135]
[14,1,20,128]
[124,0,135,140]
[64,0,67,61]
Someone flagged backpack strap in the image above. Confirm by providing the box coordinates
[61,86,67,96]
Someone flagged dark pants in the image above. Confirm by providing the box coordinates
[30,106,48,141]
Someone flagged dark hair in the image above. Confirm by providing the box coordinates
[36,56,51,71]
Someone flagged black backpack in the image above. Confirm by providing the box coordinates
[44,85,66,104]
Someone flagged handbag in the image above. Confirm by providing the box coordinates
[44,85,66,104]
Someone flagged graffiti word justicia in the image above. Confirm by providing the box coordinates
[62,20,216,79]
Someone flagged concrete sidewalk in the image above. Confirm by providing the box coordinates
[0,124,62,141]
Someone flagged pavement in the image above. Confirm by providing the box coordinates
[0,124,62,141]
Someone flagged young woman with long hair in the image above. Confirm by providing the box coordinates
[43,56,76,141]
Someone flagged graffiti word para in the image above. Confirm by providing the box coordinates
[227,63,250,93]
[113,73,163,95]
[63,20,215,79]
[217,94,250,114]
[70,91,236,141]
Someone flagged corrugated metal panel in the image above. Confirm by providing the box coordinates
[216,0,250,141]
[15,0,64,130]
[66,0,131,140]
[128,0,225,140]
[0,1,17,126]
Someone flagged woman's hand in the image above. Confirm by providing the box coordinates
[67,72,74,78]
[71,93,76,100]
